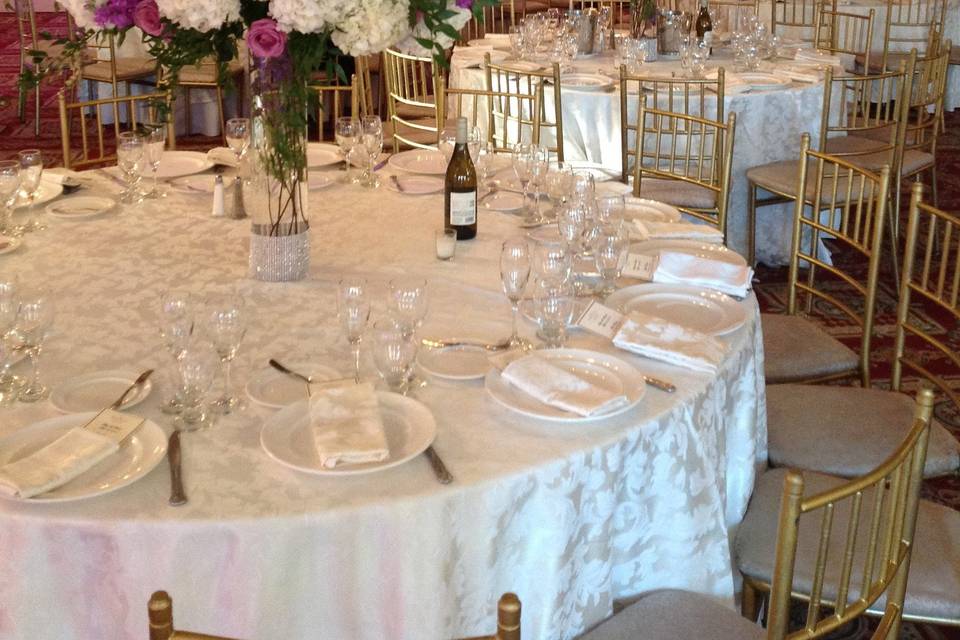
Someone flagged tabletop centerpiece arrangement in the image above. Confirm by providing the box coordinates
[51,0,497,280]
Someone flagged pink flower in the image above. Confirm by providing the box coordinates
[247,18,287,59]
[133,0,163,36]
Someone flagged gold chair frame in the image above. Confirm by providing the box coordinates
[77,33,158,126]
[161,55,245,145]
[383,48,443,150]
[742,388,935,639]
[814,7,875,72]
[772,0,837,39]
[630,97,737,236]
[878,0,947,73]
[438,77,546,152]
[58,89,175,170]
[485,55,564,159]
[309,73,360,142]
[458,594,522,640]
[463,0,517,40]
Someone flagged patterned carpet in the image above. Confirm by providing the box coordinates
[2,12,959,639]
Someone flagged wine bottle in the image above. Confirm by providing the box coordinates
[695,0,714,55]
[444,117,478,240]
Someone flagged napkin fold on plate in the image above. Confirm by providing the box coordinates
[0,428,119,499]
[308,382,390,469]
[652,250,754,298]
[770,63,820,83]
[499,355,630,417]
[206,147,239,168]
[632,219,724,243]
[794,49,843,66]
[612,310,726,373]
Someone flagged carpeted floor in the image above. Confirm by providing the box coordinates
[2,12,959,639]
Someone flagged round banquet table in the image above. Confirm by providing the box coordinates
[450,49,830,266]
[0,164,766,640]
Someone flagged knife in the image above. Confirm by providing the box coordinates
[167,430,187,506]
[424,445,453,484]
[110,369,154,409]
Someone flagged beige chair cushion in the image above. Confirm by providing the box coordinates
[578,590,765,640]
[637,177,718,209]
[736,468,960,622]
[80,57,156,82]
[823,136,934,175]
[178,58,244,84]
[767,384,960,478]
[762,313,859,384]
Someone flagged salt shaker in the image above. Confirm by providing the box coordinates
[211,175,225,217]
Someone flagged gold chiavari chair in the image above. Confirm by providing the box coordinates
[875,0,947,73]
[14,0,64,136]
[581,389,937,640]
[77,33,157,121]
[619,66,726,182]
[149,591,241,640]
[382,48,444,150]
[814,6,875,73]
[629,97,736,237]
[457,594,522,640]
[163,53,245,144]
[438,76,545,152]
[58,89,175,170]
[708,0,761,35]
[485,55,564,159]
[463,0,517,40]
[309,74,359,142]
[760,136,959,479]
[771,0,836,41]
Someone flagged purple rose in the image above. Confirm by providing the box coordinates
[133,0,163,36]
[247,19,287,59]
[456,0,472,8]
[94,0,137,29]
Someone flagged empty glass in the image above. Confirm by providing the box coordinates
[225,117,251,161]
[545,163,575,213]
[512,143,534,217]
[158,289,194,414]
[0,160,21,235]
[593,224,628,296]
[117,132,144,204]
[359,116,383,188]
[534,278,574,348]
[500,238,531,348]
[174,339,220,431]
[16,289,53,403]
[143,124,167,199]
[17,149,43,233]
[596,195,625,228]
[338,278,370,383]
[371,319,418,393]
[388,277,428,339]
[533,241,573,282]
[204,294,247,413]
[0,277,20,406]
[527,146,550,224]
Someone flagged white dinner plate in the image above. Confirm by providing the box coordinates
[0,413,167,503]
[499,60,545,72]
[594,180,633,196]
[50,369,153,413]
[738,72,793,91]
[605,283,748,336]
[14,180,63,209]
[417,344,491,380]
[519,297,587,329]
[485,348,645,422]
[169,174,232,195]
[45,196,117,219]
[308,172,335,191]
[389,149,448,175]
[623,198,682,223]
[466,38,512,51]
[260,393,437,476]
[0,235,22,255]
[145,151,215,179]
[483,191,527,212]
[560,73,615,91]
[566,161,620,182]
[245,362,344,409]
[387,175,444,195]
[307,143,343,169]
[629,238,747,267]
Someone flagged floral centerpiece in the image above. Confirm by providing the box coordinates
[48,0,497,280]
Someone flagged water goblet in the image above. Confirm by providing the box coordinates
[371,318,418,393]
[18,149,43,233]
[533,241,573,282]
[474,140,497,191]
[596,195,625,229]
[509,27,526,60]
[0,277,20,406]
[545,163,575,214]
[557,202,588,256]
[593,224,628,297]
[16,289,53,403]
[158,289,194,414]
[512,143,534,216]
[690,41,708,78]
[335,116,360,182]
[174,339,220,431]
[117,132,145,205]
[533,277,574,348]
[204,294,247,414]
[143,124,167,199]
[527,145,550,225]
[360,116,383,188]
[500,238,531,348]
[225,117,250,161]
[0,160,21,236]
[387,277,428,339]
[338,277,370,383]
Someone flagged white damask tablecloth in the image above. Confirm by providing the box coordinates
[450,50,828,266]
[0,165,766,640]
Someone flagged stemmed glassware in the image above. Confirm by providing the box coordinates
[337,278,371,384]
[18,149,43,233]
[533,277,574,348]
[158,289,194,414]
[359,116,383,188]
[0,160,21,236]
[335,117,359,182]
[117,132,145,204]
[225,117,251,163]
[527,146,550,224]
[204,294,247,414]
[143,124,167,199]
[533,241,573,283]
[15,289,53,403]
[500,238,531,348]
[174,339,220,431]
[474,140,497,192]
[0,277,20,406]
[387,277,428,339]
[545,163,574,214]
[593,224,628,297]
[512,143,534,219]
[371,318,418,393]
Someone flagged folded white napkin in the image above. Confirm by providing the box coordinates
[612,310,726,373]
[500,355,629,417]
[0,428,118,499]
[652,250,753,298]
[632,219,724,243]
[795,49,842,65]
[308,382,389,469]
[773,64,820,83]
[206,147,239,168]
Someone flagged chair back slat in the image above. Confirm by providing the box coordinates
[881,0,947,69]
[485,56,563,159]
[463,0,516,40]
[383,48,442,150]
[899,41,950,161]
[772,0,836,39]
[814,7,875,69]
[309,73,358,142]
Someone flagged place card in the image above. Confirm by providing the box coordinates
[622,253,658,280]
[84,409,145,444]
[576,300,626,340]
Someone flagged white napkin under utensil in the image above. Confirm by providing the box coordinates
[0,428,118,499]
[308,382,389,469]
[612,311,726,373]
[651,251,754,298]
[499,355,630,417]
[632,219,724,243]
[206,147,239,168]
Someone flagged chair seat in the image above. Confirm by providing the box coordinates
[178,59,243,84]
[578,590,765,640]
[637,177,717,209]
[396,99,435,120]
[767,384,960,478]
[856,50,912,73]
[823,136,933,175]
[747,159,877,205]
[761,313,859,384]
[383,118,438,150]
[80,57,156,82]
[736,468,960,623]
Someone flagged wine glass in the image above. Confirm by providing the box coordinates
[204,294,247,414]
[117,132,144,205]
[0,160,21,236]
[593,224,628,297]
[545,163,574,214]
[174,339,220,431]
[360,116,383,188]
[18,149,43,233]
[534,241,573,283]
[337,277,370,384]
[225,117,250,162]
[371,318,418,393]
[387,277,428,340]
[533,277,574,348]
[512,143,534,217]
[143,124,167,199]
[596,195,625,229]
[158,289,194,414]
[16,289,53,403]
[527,145,550,224]
[335,117,359,182]
[500,238,531,348]
[0,277,20,406]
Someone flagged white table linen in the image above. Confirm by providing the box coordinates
[0,164,766,640]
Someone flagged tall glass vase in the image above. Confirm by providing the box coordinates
[244,52,310,282]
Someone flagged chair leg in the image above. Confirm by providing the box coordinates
[216,84,226,145]
[34,84,41,137]
[885,191,901,288]
[929,166,939,208]
[747,182,758,266]
[185,86,192,135]
[741,579,763,623]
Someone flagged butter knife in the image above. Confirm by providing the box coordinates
[167,430,187,506]
[110,369,154,409]
[642,375,676,393]
[424,445,453,484]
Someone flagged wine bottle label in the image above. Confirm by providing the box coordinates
[450,191,477,226]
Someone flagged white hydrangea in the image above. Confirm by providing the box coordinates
[268,0,340,34]
[60,0,103,30]
[155,0,242,31]
[394,1,471,56]
[328,0,410,57]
